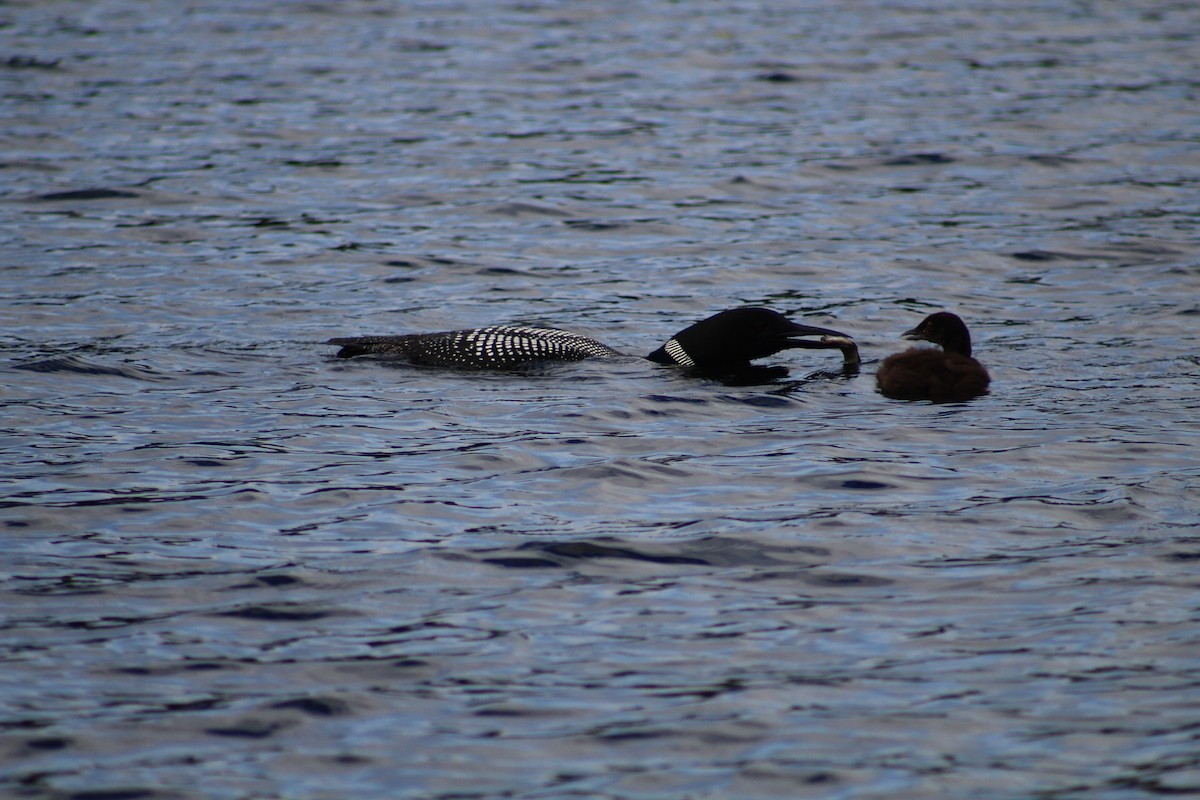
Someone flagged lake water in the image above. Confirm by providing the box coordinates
[3,1,1200,798]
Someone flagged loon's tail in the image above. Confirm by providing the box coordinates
[327,336,406,359]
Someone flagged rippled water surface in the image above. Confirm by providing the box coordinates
[3,1,1200,798]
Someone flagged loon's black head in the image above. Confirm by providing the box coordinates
[902,311,972,357]
[646,307,856,370]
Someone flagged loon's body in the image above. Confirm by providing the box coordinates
[329,307,857,372]
[876,311,989,402]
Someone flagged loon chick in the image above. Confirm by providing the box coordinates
[329,307,856,371]
[876,311,989,402]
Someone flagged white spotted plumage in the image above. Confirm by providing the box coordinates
[362,325,622,367]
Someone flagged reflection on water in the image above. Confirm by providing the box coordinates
[3,0,1200,797]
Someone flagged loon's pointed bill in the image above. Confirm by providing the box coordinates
[775,320,859,349]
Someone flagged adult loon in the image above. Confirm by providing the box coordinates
[876,311,989,402]
[329,307,858,372]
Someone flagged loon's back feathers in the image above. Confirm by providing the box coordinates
[329,307,856,371]
[329,326,620,368]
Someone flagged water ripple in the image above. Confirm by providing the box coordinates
[3,0,1200,798]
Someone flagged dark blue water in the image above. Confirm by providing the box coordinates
[3,1,1200,798]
